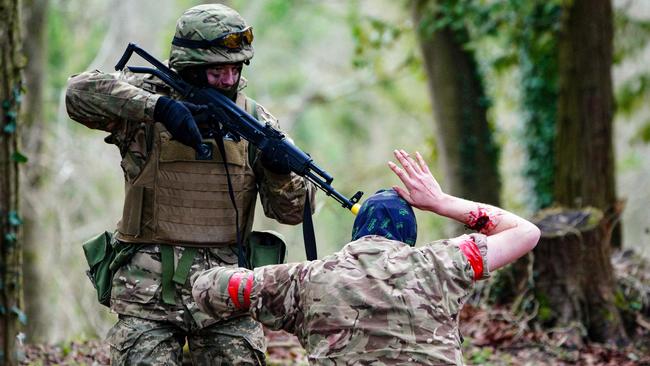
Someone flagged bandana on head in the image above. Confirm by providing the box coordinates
[351,189,417,246]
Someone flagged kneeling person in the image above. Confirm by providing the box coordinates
[192,149,541,365]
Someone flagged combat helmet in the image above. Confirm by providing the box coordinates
[169,4,254,71]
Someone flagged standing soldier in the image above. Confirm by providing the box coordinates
[66,4,314,365]
[193,149,541,365]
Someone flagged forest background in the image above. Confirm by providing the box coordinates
[2,0,650,364]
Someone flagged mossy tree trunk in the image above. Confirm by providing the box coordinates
[555,0,622,248]
[534,0,626,344]
[412,0,501,235]
[20,0,48,343]
[1,0,26,364]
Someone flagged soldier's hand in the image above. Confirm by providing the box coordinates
[259,141,292,175]
[154,96,204,149]
[388,149,445,212]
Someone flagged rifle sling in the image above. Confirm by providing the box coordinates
[212,124,247,268]
[303,192,317,260]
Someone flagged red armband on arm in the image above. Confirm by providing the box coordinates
[228,272,254,310]
[458,237,484,280]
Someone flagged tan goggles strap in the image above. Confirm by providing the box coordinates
[172,27,253,50]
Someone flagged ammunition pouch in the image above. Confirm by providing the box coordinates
[82,231,138,307]
[246,230,286,269]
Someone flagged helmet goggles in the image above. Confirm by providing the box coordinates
[172,27,254,50]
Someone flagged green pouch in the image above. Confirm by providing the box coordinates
[82,231,139,307]
[82,231,115,307]
[247,230,287,269]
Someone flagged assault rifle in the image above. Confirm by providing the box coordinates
[115,43,362,214]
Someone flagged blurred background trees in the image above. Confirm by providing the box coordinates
[2,0,26,364]
[2,0,649,362]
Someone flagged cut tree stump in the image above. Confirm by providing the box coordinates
[532,207,627,346]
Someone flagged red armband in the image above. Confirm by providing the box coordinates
[227,272,254,310]
[243,274,253,309]
[458,237,484,280]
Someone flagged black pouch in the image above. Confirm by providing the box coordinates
[246,230,287,269]
[82,231,139,307]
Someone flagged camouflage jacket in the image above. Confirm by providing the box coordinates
[65,68,314,330]
[229,234,489,365]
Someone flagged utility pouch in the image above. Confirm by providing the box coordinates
[82,231,139,307]
[246,230,287,269]
[82,231,115,307]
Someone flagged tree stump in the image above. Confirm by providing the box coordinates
[532,207,627,346]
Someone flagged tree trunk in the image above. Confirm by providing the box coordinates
[20,0,48,343]
[1,0,25,364]
[555,0,621,247]
[533,208,626,345]
[412,0,501,235]
[535,0,625,343]
[556,0,615,209]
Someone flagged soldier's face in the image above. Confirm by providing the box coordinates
[205,64,241,91]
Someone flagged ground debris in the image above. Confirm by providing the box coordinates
[22,340,110,366]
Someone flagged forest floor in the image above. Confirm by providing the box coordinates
[18,309,650,366]
[20,249,650,366]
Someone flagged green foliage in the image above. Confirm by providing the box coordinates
[518,3,561,210]
[469,347,494,364]
[536,292,554,323]
[635,123,650,143]
[435,0,561,210]
[616,73,650,116]
[11,152,28,164]
[347,2,415,73]
[350,15,405,68]
[416,0,562,210]
[46,2,108,91]
[612,8,650,146]
[613,9,650,64]
[3,86,20,132]
[415,0,481,45]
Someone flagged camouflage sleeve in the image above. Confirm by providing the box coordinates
[251,103,316,225]
[191,262,306,335]
[191,267,254,320]
[418,234,490,300]
[249,262,305,334]
[65,68,160,132]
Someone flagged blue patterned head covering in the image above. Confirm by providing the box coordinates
[351,189,417,246]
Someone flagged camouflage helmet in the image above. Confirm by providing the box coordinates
[169,4,254,71]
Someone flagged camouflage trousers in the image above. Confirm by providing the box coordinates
[107,314,266,366]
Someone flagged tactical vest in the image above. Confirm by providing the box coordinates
[115,94,258,247]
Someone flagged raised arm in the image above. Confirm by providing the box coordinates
[388,149,540,271]
[65,69,160,132]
